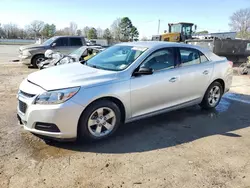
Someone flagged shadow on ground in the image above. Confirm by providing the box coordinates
[48,94,250,154]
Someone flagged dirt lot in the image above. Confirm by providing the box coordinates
[1,46,250,188]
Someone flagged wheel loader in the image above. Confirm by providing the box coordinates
[152,22,196,42]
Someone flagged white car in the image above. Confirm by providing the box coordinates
[17,42,233,142]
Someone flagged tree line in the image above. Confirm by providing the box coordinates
[0,8,249,42]
[0,17,139,43]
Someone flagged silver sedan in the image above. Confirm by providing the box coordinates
[17,42,233,142]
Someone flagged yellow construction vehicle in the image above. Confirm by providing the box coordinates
[152,22,196,42]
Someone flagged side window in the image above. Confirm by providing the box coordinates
[200,52,209,63]
[55,38,68,47]
[70,38,83,46]
[179,48,200,66]
[141,48,175,71]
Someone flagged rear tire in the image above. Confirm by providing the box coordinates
[78,100,121,142]
[200,81,223,109]
[32,55,45,68]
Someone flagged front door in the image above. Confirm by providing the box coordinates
[130,48,181,117]
[177,47,214,103]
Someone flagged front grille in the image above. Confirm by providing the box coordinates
[19,90,35,98]
[19,100,27,114]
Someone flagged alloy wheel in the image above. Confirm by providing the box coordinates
[208,86,221,106]
[87,107,116,137]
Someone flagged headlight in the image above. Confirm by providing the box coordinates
[22,50,31,56]
[35,87,80,105]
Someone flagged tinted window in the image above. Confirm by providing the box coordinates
[55,38,68,47]
[70,38,82,46]
[200,52,209,63]
[180,48,200,66]
[141,48,175,71]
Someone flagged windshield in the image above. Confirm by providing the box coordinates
[171,24,181,33]
[43,37,57,46]
[70,46,87,57]
[86,45,147,71]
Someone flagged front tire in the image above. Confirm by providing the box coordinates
[78,100,121,142]
[32,55,45,68]
[200,82,223,109]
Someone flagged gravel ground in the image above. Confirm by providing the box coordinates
[1,46,250,188]
[0,45,21,64]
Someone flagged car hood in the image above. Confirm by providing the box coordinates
[20,44,47,51]
[27,63,118,91]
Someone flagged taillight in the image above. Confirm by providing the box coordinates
[228,61,233,67]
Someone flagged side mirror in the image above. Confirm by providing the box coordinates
[51,43,56,47]
[133,67,153,76]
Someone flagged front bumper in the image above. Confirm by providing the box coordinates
[19,55,32,65]
[17,81,84,139]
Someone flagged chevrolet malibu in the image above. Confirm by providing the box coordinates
[17,42,233,141]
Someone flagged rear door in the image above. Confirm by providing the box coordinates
[53,37,70,54]
[68,37,83,54]
[176,47,214,103]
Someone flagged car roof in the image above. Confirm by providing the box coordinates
[117,41,210,52]
[53,36,84,38]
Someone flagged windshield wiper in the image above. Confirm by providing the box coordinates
[81,61,108,70]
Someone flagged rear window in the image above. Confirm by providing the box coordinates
[180,48,200,66]
[70,38,83,46]
[200,52,209,63]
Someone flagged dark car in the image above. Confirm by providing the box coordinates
[19,36,86,68]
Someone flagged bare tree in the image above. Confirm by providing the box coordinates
[229,8,250,39]
[96,27,103,38]
[3,23,20,38]
[111,18,121,41]
[56,27,70,36]
[28,20,44,38]
[69,22,77,35]
[0,23,6,38]
[82,26,90,37]
[141,36,149,41]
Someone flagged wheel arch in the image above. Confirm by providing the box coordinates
[31,54,45,64]
[77,96,126,134]
[211,78,225,93]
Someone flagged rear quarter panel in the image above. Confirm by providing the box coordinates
[210,59,233,93]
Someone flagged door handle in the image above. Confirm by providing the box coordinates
[169,77,177,82]
[203,70,209,75]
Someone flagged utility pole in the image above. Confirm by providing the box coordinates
[157,19,161,34]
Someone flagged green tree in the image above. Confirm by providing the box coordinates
[103,28,112,44]
[130,26,139,41]
[76,29,82,36]
[87,27,97,39]
[41,24,56,38]
[119,17,133,42]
